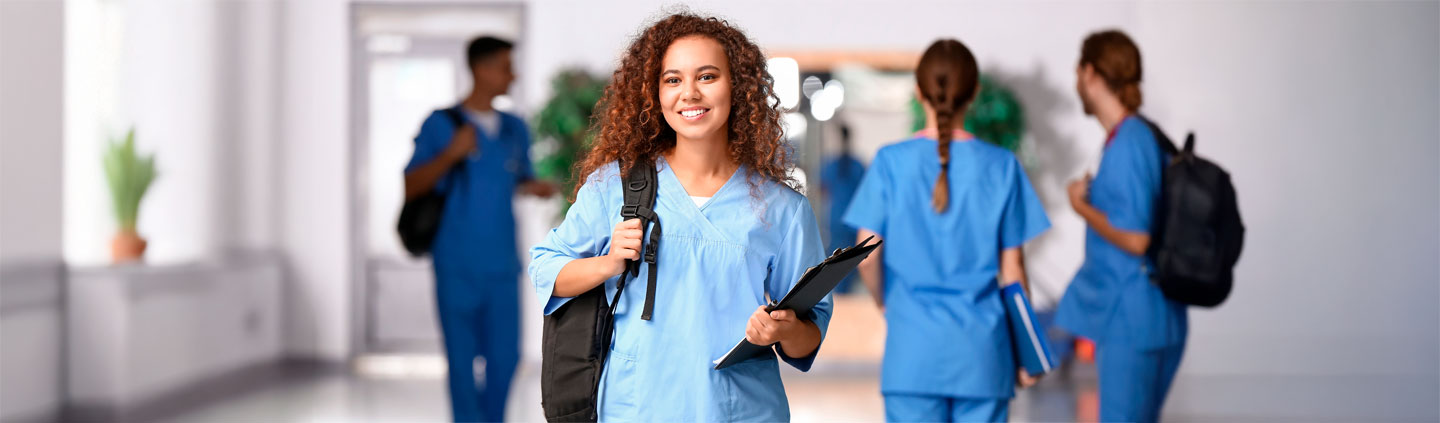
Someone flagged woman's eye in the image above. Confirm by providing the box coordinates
[664,77,680,84]
[699,74,716,81]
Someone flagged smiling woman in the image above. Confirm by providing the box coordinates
[529,12,831,422]
[572,13,792,200]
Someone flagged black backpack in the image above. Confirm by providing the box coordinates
[540,160,661,422]
[1141,118,1245,307]
[397,108,468,256]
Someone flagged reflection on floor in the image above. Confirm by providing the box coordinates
[146,359,1437,423]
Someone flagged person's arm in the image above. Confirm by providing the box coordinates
[404,125,475,200]
[998,246,1042,388]
[999,247,1028,294]
[551,218,642,297]
[518,180,559,197]
[747,198,829,364]
[747,307,821,358]
[510,121,558,198]
[856,229,885,309]
[1069,175,1149,255]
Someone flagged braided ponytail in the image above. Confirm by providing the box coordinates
[916,39,979,212]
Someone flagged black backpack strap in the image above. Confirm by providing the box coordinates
[1138,115,1180,157]
[619,159,661,321]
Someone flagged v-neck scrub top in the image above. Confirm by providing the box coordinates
[529,158,831,421]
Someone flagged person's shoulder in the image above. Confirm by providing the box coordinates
[497,110,526,125]
[424,106,459,121]
[873,137,928,163]
[969,138,1019,159]
[1115,117,1161,152]
[754,171,811,215]
[580,161,623,193]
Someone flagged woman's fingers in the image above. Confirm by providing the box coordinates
[613,237,642,251]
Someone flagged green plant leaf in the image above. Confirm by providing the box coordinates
[102,127,156,231]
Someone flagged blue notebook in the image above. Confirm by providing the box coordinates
[1003,282,1055,376]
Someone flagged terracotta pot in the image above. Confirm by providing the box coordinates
[112,229,148,264]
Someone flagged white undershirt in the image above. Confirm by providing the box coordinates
[690,196,710,208]
[462,107,501,139]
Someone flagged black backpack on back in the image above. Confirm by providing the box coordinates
[540,160,662,422]
[397,108,468,256]
[1141,118,1245,307]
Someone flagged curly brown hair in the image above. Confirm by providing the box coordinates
[572,12,793,198]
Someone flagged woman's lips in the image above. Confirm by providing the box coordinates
[678,107,710,121]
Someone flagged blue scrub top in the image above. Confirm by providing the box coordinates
[405,106,534,277]
[843,136,1051,399]
[1055,116,1188,350]
[529,159,831,421]
[821,154,865,251]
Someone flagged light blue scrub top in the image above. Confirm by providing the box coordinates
[1055,116,1188,350]
[529,159,831,422]
[406,106,534,277]
[843,136,1051,399]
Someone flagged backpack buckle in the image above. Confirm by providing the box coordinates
[643,249,657,263]
[621,204,639,218]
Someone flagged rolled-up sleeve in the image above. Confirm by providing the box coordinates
[528,169,615,315]
[770,198,830,372]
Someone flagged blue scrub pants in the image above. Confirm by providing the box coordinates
[435,270,520,423]
[1097,341,1185,423]
[884,395,1009,422]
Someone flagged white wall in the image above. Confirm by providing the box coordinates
[0,1,66,421]
[280,0,355,361]
[63,0,329,365]
[2,0,65,263]
[0,264,65,423]
[1135,1,1440,377]
[64,0,283,264]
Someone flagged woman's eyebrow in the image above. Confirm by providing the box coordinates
[661,65,721,76]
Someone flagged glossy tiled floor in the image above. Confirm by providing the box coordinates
[147,359,1437,423]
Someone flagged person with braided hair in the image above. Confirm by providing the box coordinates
[843,39,1051,422]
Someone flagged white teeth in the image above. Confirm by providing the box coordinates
[681,109,706,118]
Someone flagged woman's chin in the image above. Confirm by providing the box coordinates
[673,126,724,143]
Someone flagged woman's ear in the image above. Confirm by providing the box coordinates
[914,84,936,113]
[961,81,981,114]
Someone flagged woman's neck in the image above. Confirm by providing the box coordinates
[922,107,975,140]
[664,132,737,196]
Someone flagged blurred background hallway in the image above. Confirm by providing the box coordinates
[2,0,1436,422]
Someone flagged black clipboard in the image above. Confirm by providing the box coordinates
[712,236,883,369]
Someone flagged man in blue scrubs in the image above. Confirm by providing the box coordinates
[403,36,556,423]
[819,124,865,293]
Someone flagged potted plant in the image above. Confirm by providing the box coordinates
[531,69,606,212]
[104,128,156,263]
